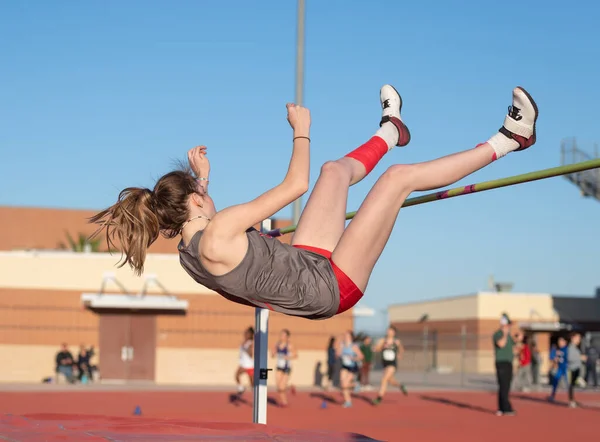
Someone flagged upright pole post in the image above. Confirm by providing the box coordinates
[252,307,269,424]
[422,325,429,382]
[291,0,306,225]
[460,325,467,387]
[253,219,272,425]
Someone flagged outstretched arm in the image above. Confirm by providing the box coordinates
[209,104,311,237]
[188,146,210,194]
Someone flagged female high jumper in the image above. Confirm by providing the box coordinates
[91,84,538,320]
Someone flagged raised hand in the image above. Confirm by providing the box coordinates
[286,103,311,136]
[187,145,210,179]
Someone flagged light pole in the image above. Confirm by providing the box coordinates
[292,0,306,224]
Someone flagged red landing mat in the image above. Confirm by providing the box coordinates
[0,414,382,442]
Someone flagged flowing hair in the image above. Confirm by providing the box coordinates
[89,168,198,275]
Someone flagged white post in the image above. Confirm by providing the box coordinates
[253,217,272,425]
[253,307,269,424]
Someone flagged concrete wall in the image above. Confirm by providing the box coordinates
[0,344,85,383]
[0,251,213,294]
[388,294,479,322]
[389,292,558,325]
[477,292,557,320]
[0,343,328,387]
[156,348,325,387]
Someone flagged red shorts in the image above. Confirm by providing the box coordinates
[243,368,254,377]
[293,245,364,315]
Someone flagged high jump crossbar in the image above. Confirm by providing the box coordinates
[266,158,600,238]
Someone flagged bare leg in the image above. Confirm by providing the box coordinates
[331,85,538,292]
[340,370,353,406]
[276,371,289,406]
[291,157,367,251]
[379,366,395,397]
[235,367,245,392]
[292,85,406,251]
[332,144,495,291]
[388,376,401,387]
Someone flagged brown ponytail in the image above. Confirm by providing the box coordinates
[89,187,159,276]
[90,168,198,276]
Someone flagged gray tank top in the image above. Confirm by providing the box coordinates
[178,228,340,320]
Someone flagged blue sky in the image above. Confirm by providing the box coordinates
[1,1,599,325]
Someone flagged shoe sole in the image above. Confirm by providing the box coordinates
[513,86,538,151]
[382,84,412,147]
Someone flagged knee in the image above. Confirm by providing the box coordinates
[321,160,352,181]
[381,164,415,193]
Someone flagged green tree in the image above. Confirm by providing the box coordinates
[64,232,103,252]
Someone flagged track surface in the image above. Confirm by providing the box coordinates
[0,389,598,441]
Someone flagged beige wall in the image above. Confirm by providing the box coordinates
[477,292,557,320]
[0,344,327,387]
[156,348,325,387]
[0,344,87,383]
[0,251,213,295]
[388,295,478,322]
[389,292,559,324]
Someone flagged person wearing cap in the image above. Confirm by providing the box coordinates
[493,313,516,415]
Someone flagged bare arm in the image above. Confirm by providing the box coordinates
[353,344,364,362]
[495,331,508,348]
[289,343,298,360]
[188,146,210,194]
[335,340,343,357]
[396,339,405,359]
[208,105,311,236]
[373,338,384,352]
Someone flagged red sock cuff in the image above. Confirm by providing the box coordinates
[345,136,388,174]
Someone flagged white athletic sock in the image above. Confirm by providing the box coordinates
[487,132,520,160]
[375,122,399,150]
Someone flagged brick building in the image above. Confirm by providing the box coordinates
[388,291,600,375]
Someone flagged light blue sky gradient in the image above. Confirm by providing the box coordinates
[1,1,599,327]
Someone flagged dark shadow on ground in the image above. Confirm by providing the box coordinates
[309,392,340,405]
[350,393,376,406]
[419,394,496,415]
[512,393,600,411]
[228,393,251,407]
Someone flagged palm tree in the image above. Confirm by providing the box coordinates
[64,232,103,253]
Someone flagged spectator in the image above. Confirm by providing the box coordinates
[548,343,558,386]
[567,332,585,408]
[77,345,94,383]
[548,336,569,402]
[359,335,374,390]
[492,313,516,416]
[514,333,531,392]
[585,338,598,388]
[530,341,541,387]
[55,343,75,384]
[323,336,338,391]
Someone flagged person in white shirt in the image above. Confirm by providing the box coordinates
[235,326,255,394]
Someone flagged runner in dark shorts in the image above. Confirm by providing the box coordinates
[373,326,407,405]
[337,331,363,408]
[271,329,297,407]
[91,85,539,320]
